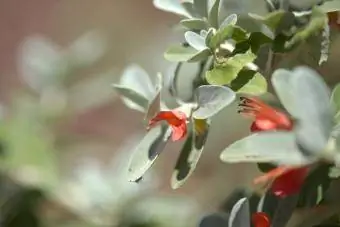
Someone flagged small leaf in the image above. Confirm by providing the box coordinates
[127,124,171,182]
[220,13,238,28]
[219,131,313,166]
[180,18,208,30]
[145,89,161,123]
[206,51,256,85]
[153,0,191,18]
[112,85,150,112]
[228,198,250,227]
[208,25,234,49]
[285,7,328,49]
[231,26,248,42]
[331,83,340,123]
[205,28,215,47]
[208,0,221,28]
[193,85,236,119]
[164,45,211,62]
[171,118,210,189]
[194,0,208,18]
[185,31,207,51]
[248,32,273,54]
[248,10,286,32]
[236,72,267,96]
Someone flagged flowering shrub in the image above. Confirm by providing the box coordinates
[113,0,340,226]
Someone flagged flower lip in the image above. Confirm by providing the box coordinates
[238,97,293,131]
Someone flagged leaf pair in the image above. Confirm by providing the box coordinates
[220,66,335,166]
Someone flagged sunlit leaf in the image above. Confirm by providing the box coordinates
[331,83,340,123]
[193,85,236,119]
[285,7,328,49]
[164,45,211,62]
[127,124,171,182]
[206,51,256,85]
[185,31,207,51]
[248,10,286,33]
[219,131,313,166]
[236,71,267,96]
[290,66,333,155]
[228,198,250,227]
[220,13,238,28]
[180,18,208,30]
[208,0,221,28]
[112,64,155,112]
[153,0,191,18]
[208,25,235,49]
[171,118,210,189]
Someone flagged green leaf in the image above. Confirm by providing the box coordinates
[231,26,248,42]
[127,124,171,182]
[145,76,162,122]
[285,7,328,49]
[248,10,286,32]
[236,71,267,96]
[248,32,272,54]
[205,51,256,85]
[208,0,221,28]
[330,83,340,123]
[204,28,215,47]
[193,0,208,18]
[193,85,236,119]
[180,18,208,30]
[112,64,155,112]
[164,45,211,62]
[171,118,210,189]
[153,0,191,18]
[220,14,238,28]
[185,31,207,51]
[208,25,234,49]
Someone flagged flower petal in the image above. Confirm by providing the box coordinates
[252,212,270,227]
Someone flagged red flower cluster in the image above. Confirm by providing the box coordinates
[239,97,308,197]
[252,212,270,227]
[147,108,188,141]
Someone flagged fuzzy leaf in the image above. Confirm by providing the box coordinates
[164,45,211,62]
[220,13,238,28]
[185,31,207,51]
[180,18,208,30]
[208,25,234,49]
[171,118,210,189]
[193,0,208,18]
[153,0,191,17]
[206,51,256,85]
[285,7,327,49]
[193,85,235,119]
[208,0,221,28]
[127,124,171,182]
[248,10,286,32]
[220,131,313,166]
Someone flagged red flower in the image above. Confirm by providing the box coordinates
[147,109,187,141]
[328,11,340,29]
[238,96,308,197]
[252,212,270,227]
[238,97,293,132]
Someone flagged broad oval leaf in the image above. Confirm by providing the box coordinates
[220,131,313,166]
[112,64,155,112]
[193,85,236,119]
[220,13,238,28]
[228,198,250,227]
[290,66,333,155]
[180,18,208,30]
[171,118,210,189]
[206,51,256,85]
[236,71,267,96]
[153,0,191,18]
[185,31,207,51]
[127,124,171,182]
[208,25,235,49]
[208,0,221,28]
[164,45,211,62]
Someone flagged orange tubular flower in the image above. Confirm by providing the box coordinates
[147,109,187,141]
[238,96,309,197]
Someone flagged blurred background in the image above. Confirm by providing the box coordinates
[0,0,340,227]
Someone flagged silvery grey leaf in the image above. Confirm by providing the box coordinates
[184,31,207,51]
[228,198,250,227]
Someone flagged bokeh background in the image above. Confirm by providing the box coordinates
[1,1,340,227]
